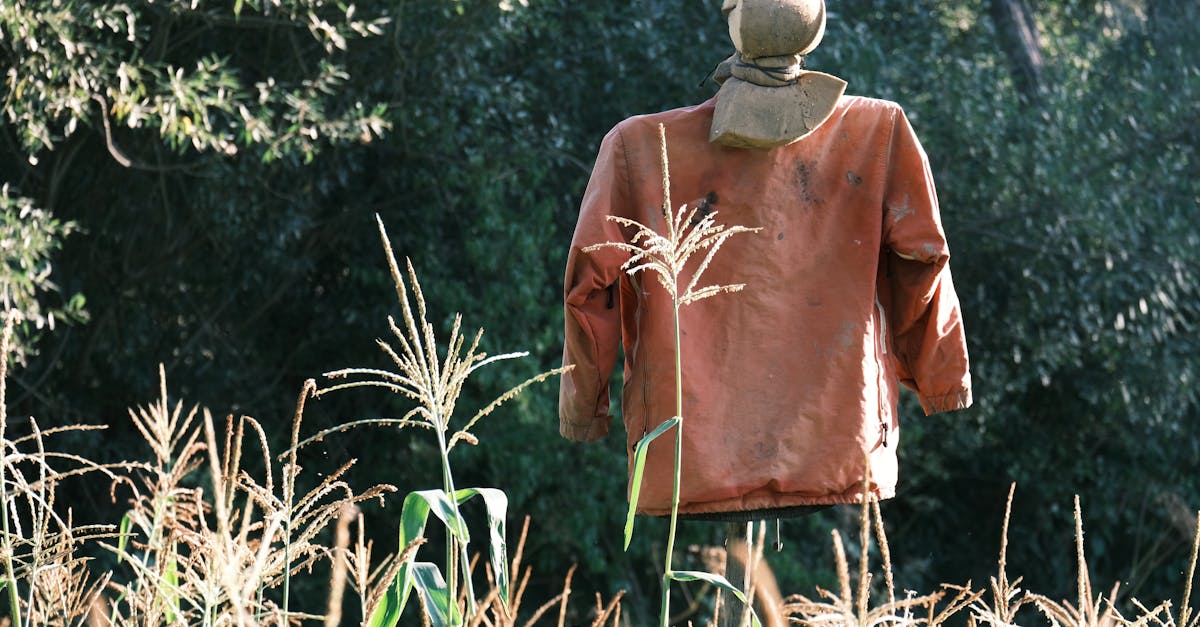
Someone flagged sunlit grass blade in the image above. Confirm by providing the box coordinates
[369,560,455,627]
[668,570,762,627]
[388,490,469,626]
[411,561,457,627]
[163,555,180,623]
[624,416,680,550]
[367,563,406,627]
[401,489,471,549]
[116,512,132,564]
[454,487,510,605]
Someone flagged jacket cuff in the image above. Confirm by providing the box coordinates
[560,416,610,442]
[919,388,973,415]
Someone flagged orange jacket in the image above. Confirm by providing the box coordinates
[560,95,972,516]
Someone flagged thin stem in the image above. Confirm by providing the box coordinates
[436,420,474,623]
[436,426,458,619]
[1181,510,1200,627]
[0,315,23,627]
[661,298,684,627]
[282,469,292,623]
[1,464,19,627]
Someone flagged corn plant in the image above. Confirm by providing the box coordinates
[583,123,762,627]
[306,216,568,626]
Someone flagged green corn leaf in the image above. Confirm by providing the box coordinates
[453,488,509,606]
[668,570,761,627]
[398,491,434,556]
[624,416,680,550]
[366,563,405,627]
[116,512,132,564]
[411,562,458,627]
[367,561,458,627]
[163,556,180,624]
[369,490,474,627]
[401,489,470,547]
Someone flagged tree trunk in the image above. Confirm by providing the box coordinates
[989,0,1045,98]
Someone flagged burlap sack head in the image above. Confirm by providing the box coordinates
[725,0,827,58]
[711,0,847,149]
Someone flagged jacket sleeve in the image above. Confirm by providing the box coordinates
[881,106,973,415]
[559,126,633,441]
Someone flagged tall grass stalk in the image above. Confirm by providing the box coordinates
[282,379,317,624]
[1183,511,1200,627]
[783,468,948,626]
[969,482,1034,626]
[1131,510,1200,627]
[1,313,22,626]
[98,368,397,625]
[1031,496,1124,627]
[0,312,132,627]
[584,123,760,627]
[310,216,570,625]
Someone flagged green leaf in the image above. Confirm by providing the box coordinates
[624,417,680,550]
[366,564,404,627]
[453,488,509,606]
[116,512,132,564]
[411,562,458,627]
[367,561,459,627]
[163,556,180,623]
[401,490,470,550]
[668,570,761,627]
[368,490,477,626]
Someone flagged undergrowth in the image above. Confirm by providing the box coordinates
[0,211,1197,625]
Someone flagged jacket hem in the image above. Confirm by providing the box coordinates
[635,486,897,517]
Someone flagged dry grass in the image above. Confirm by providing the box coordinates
[778,480,1198,627]
[1029,496,1125,627]
[1127,511,1200,627]
[97,373,399,625]
[0,307,407,625]
[783,472,949,627]
[0,312,141,626]
[0,305,602,626]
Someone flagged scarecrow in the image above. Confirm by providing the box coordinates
[560,0,972,522]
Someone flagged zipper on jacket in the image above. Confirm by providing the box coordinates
[633,274,650,444]
[874,296,888,356]
[874,294,890,448]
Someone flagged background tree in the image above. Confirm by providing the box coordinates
[2,0,1197,621]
